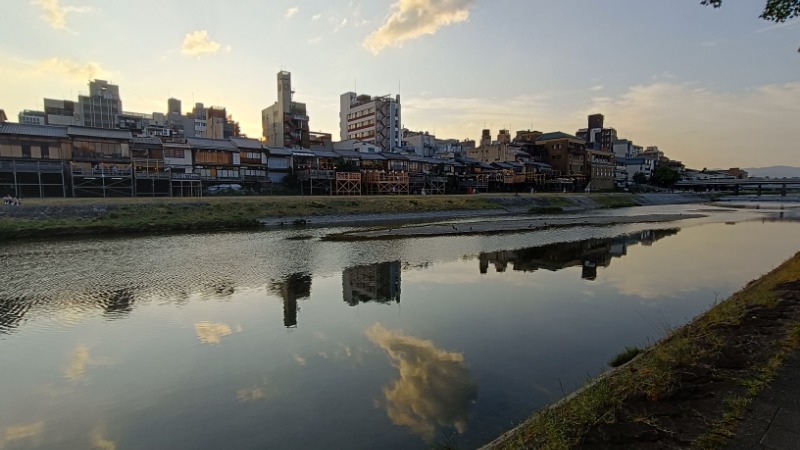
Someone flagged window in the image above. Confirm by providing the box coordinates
[21,145,31,158]
[41,146,49,159]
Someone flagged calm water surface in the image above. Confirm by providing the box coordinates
[1,204,799,449]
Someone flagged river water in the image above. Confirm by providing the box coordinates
[1,203,799,449]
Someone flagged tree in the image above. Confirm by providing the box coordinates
[632,172,649,185]
[651,166,681,187]
[701,0,800,22]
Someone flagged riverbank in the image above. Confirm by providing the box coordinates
[0,192,715,240]
[482,251,800,449]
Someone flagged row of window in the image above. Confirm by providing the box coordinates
[349,130,376,140]
[346,108,374,121]
[347,119,375,131]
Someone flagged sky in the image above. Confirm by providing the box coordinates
[1,0,798,169]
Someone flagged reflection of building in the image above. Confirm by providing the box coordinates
[270,273,312,328]
[479,229,680,280]
[343,261,401,306]
[100,289,135,317]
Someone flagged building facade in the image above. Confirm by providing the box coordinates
[79,80,123,129]
[262,71,310,148]
[340,92,401,152]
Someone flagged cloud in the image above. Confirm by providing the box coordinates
[311,13,321,21]
[181,30,222,56]
[236,387,267,402]
[31,0,93,31]
[590,84,604,92]
[585,81,800,168]
[366,323,478,441]
[194,322,239,344]
[293,354,307,366]
[29,57,110,81]
[286,6,299,19]
[90,428,116,450]
[364,0,475,54]
[308,36,322,45]
[335,18,348,32]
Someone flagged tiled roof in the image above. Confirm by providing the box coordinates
[132,136,163,147]
[230,137,263,150]
[68,126,133,140]
[311,149,339,158]
[357,152,387,161]
[186,137,237,151]
[535,131,577,142]
[334,149,360,159]
[267,147,293,156]
[0,123,68,138]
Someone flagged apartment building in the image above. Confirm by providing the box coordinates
[340,91,401,152]
[262,71,310,148]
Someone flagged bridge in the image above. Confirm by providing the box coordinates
[674,178,800,196]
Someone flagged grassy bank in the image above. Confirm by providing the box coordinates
[486,252,800,449]
[0,195,499,239]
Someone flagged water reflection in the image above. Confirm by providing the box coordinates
[1,421,44,448]
[0,296,31,334]
[269,273,312,328]
[478,229,680,280]
[366,323,478,441]
[98,289,135,318]
[343,261,402,306]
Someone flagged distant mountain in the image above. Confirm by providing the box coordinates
[743,166,800,178]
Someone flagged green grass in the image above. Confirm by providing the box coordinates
[590,194,641,209]
[0,195,500,239]
[608,346,644,368]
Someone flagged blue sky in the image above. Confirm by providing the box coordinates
[1,0,798,168]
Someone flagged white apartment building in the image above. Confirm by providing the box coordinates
[340,92,401,152]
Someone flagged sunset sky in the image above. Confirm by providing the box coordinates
[1,0,798,168]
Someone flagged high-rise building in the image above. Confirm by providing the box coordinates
[262,71,310,148]
[339,91,401,152]
[79,80,123,129]
[588,114,604,131]
[577,113,617,151]
[168,98,182,115]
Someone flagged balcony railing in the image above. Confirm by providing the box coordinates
[0,160,65,172]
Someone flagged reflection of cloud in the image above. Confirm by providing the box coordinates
[236,387,266,402]
[90,428,116,450]
[182,30,222,56]
[293,354,307,366]
[2,421,44,447]
[194,322,239,344]
[364,0,475,54]
[366,323,477,441]
[64,344,90,381]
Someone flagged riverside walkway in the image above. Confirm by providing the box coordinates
[727,350,800,450]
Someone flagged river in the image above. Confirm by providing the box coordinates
[1,203,799,449]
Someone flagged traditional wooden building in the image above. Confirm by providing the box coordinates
[0,123,71,197]
[187,137,241,190]
[231,137,270,192]
[69,126,134,197]
[266,147,292,185]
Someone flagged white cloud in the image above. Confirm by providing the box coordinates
[181,30,222,56]
[30,57,110,81]
[590,84,604,92]
[286,6,299,19]
[311,13,321,21]
[335,18,348,32]
[31,0,93,31]
[364,0,475,54]
[585,81,800,167]
[308,36,322,45]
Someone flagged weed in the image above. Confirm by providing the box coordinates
[608,346,644,367]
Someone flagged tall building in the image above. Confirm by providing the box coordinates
[577,113,617,151]
[262,71,310,148]
[79,80,123,129]
[168,98,182,115]
[339,91,401,152]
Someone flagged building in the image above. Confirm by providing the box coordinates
[168,98,182,115]
[534,132,586,178]
[577,113,617,151]
[18,110,47,125]
[585,147,615,191]
[340,92,401,152]
[0,123,71,197]
[44,99,80,126]
[79,80,123,129]
[262,71,310,148]
[0,110,6,123]
[403,130,437,157]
